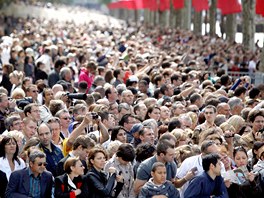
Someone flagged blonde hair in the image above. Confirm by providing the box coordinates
[9,71,24,83]
[171,129,188,147]
[11,88,25,99]
[175,145,195,167]
[219,122,236,133]
[227,115,245,133]
[106,140,122,158]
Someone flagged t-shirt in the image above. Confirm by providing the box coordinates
[136,155,177,181]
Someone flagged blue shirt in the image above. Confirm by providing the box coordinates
[38,142,63,176]
[28,168,41,198]
[184,171,228,198]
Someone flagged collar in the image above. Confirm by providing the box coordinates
[67,174,77,190]
[28,168,41,178]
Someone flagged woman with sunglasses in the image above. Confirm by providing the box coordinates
[0,135,26,181]
[227,146,263,198]
[86,147,124,198]
[55,157,89,198]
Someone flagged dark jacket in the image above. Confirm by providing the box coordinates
[5,167,53,198]
[0,170,7,198]
[227,175,263,198]
[55,173,89,198]
[86,167,124,198]
[56,155,88,176]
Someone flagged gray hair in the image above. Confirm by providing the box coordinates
[5,115,21,130]
[59,67,72,80]
[29,150,46,162]
[55,109,69,118]
[228,97,242,109]
[93,76,105,85]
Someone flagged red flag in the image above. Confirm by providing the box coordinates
[217,0,242,15]
[256,0,264,17]
[159,0,170,11]
[172,0,185,10]
[147,0,159,11]
[192,0,209,12]
[119,0,137,10]
[134,0,149,9]
[107,2,121,9]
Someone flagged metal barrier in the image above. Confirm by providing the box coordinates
[227,71,264,85]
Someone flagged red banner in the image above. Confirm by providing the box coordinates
[192,0,209,12]
[256,0,264,17]
[172,0,185,10]
[159,0,170,11]
[217,0,242,15]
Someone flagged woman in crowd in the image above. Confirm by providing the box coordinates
[144,105,160,123]
[86,147,124,198]
[9,70,24,96]
[110,126,127,144]
[0,135,26,181]
[133,143,156,178]
[227,146,263,197]
[0,64,14,95]
[104,144,135,198]
[55,157,88,198]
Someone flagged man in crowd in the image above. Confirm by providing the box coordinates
[6,150,53,197]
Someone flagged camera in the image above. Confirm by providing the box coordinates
[91,112,99,120]
[67,93,87,100]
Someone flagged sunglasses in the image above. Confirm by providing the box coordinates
[37,162,48,167]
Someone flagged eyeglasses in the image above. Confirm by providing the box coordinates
[204,112,214,114]
[6,141,16,146]
[191,109,199,113]
[37,162,48,167]
[62,117,71,120]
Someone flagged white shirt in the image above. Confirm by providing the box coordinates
[176,154,226,198]
[0,157,26,181]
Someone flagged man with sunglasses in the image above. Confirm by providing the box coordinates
[37,122,63,177]
[6,150,53,198]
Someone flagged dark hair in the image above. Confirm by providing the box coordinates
[233,146,248,159]
[151,162,165,172]
[88,147,107,169]
[145,105,160,120]
[156,140,174,156]
[159,133,176,145]
[234,87,247,97]
[119,114,132,126]
[220,75,230,86]
[111,126,126,141]
[252,141,264,167]
[201,140,216,154]
[54,59,66,69]
[202,153,220,172]
[24,103,39,117]
[72,135,95,150]
[0,136,21,165]
[190,93,202,104]
[168,119,181,132]
[64,157,80,174]
[135,143,156,162]
[116,143,135,162]
[249,88,260,99]
[98,111,109,122]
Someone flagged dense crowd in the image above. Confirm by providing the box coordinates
[0,4,263,198]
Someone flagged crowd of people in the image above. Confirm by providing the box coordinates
[0,3,264,198]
